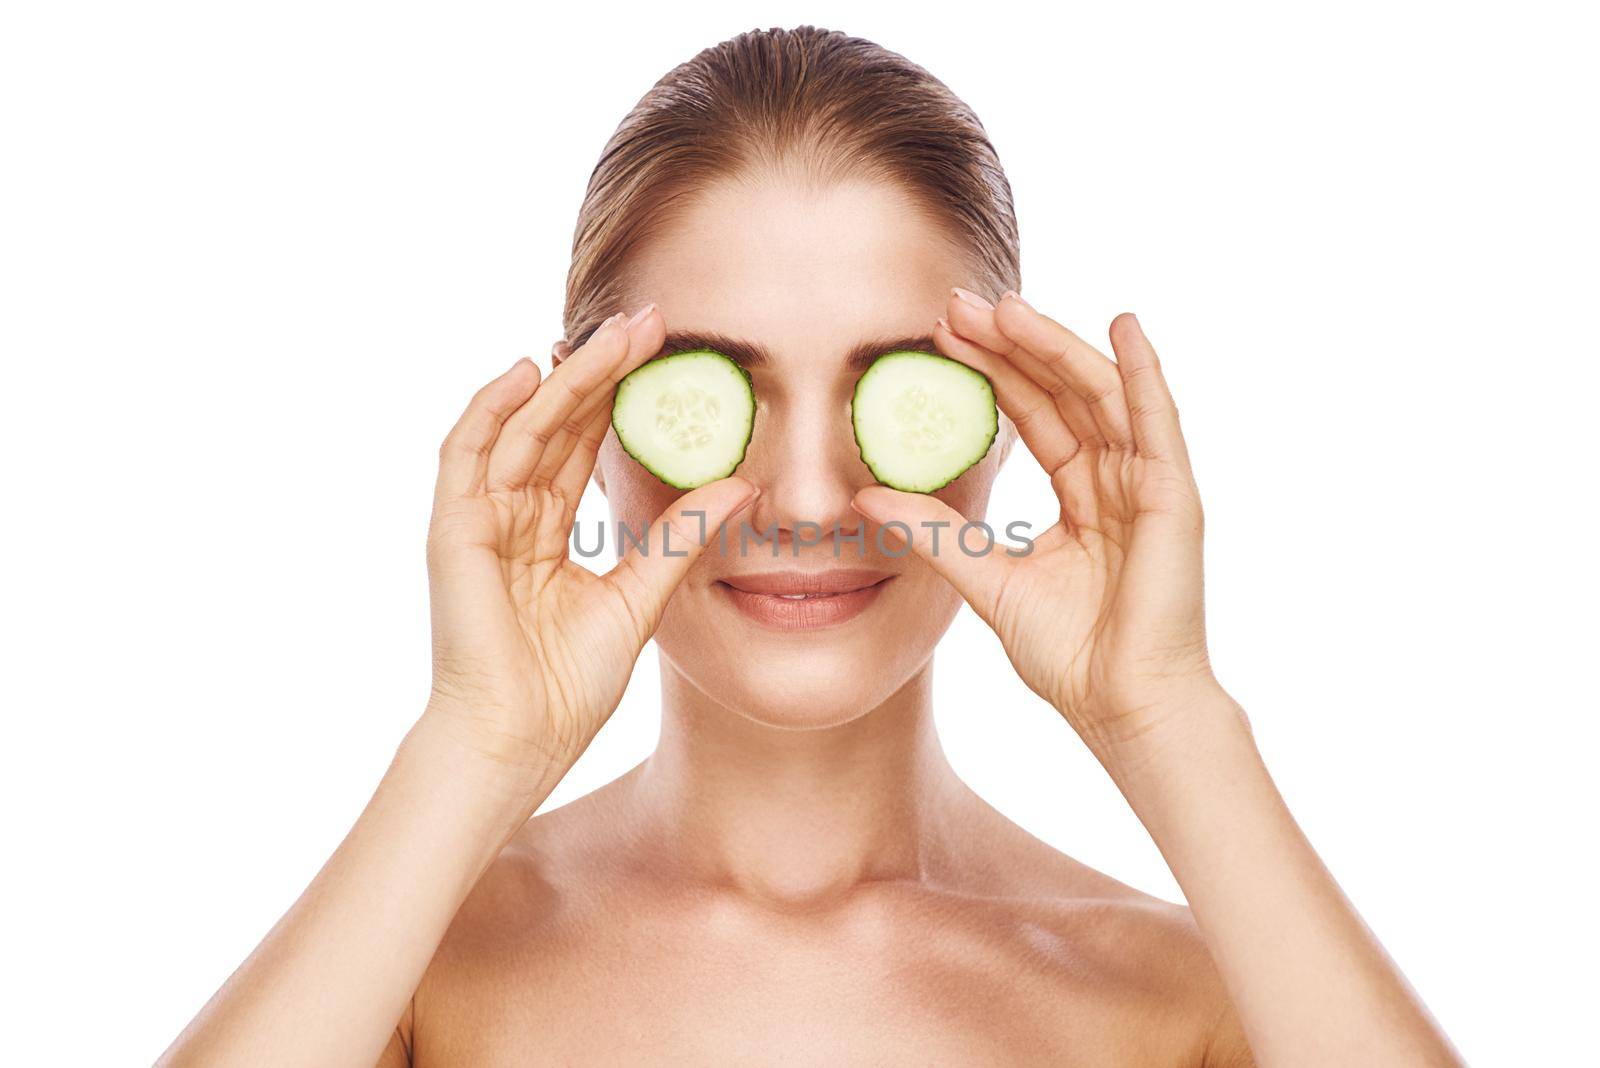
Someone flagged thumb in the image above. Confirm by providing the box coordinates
[851,485,1008,621]
[607,476,761,632]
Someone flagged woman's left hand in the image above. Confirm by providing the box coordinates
[851,289,1225,757]
[862,292,1469,1068]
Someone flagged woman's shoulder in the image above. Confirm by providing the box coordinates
[415,784,1249,1063]
[893,810,1247,1059]
[476,783,1215,986]
[440,778,1219,976]
[925,842,1218,999]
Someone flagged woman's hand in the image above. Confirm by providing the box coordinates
[154,305,762,1068]
[854,291,1466,1067]
[423,305,759,781]
[851,289,1221,757]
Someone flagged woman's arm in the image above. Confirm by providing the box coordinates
[1096,684,1459,1066]
[157,304,758,1067]
[852,288,1463,1067]
[156,712,552,1068]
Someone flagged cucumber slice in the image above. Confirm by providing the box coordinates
[611,349,755,489]
[852,350,998,493]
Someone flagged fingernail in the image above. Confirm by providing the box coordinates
[1000,290,1031,309]
[935,316,951,333]
[951,286,994,311]
[626,302,656,328]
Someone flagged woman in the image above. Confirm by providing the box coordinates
[158,26,1463,1066]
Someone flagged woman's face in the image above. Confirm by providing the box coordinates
[592,175,1011,729]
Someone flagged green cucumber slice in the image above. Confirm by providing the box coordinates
[852,350,998,493]
[611,349,755,489]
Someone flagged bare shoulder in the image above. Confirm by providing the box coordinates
[427,784,624,961]
[414,781,1255,1064]
[939,805,1254,1065]
[404,785,637,1056]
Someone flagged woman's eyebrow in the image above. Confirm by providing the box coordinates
[657,330,941,371]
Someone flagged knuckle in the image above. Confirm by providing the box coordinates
[1044,377,1074,399]
[439,423,491,465]
[1086,379,1123,406]
[1009,398,1049,429]
[1126,398,1166,422]
[1043,340,1075,369]
[662,514,694,549]
[518,421,554,450]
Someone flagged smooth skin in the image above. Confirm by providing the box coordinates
[157,177,1462,1067]
[864,291,1463,1065]
[155,310,765,1067]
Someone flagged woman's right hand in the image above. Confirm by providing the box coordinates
[420,304,759,784]
[154,305,753,1068]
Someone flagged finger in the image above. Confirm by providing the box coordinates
[938,317,1102,534]
[488,310,627,492]
[528,387,607,491]
[945,289,1104,449]
[933,317,1079,477]
[435,357,542,499]
[547,402,611,513]
[993,292,1135,451]
[606,476,762,635]
[849,485,1010,623]
[488,307,658,491]
[941,300,1101,531]
[1108,312,1192,470]
[529,305,664,490]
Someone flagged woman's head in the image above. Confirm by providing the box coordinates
[561,26,1021,729]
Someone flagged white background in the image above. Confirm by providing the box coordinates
[2,2,1595,1064]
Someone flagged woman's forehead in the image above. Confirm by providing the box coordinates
[626,177,964,367]
[630,178,958,294]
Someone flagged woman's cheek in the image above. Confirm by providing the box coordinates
[599,436,682,534]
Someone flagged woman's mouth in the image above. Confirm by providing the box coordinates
[715,568,895,631]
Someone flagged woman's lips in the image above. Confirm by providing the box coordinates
[715,568,894,631]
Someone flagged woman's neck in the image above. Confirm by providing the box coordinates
[627,657,971,909]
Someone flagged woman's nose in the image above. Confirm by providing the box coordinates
[737,391,871,550]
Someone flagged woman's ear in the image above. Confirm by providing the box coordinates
[552,338,608,496]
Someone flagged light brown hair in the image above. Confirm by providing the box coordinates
[562,25,1021,349]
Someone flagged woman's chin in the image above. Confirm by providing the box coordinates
[737,699,878,732]
[659,637,916,731]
